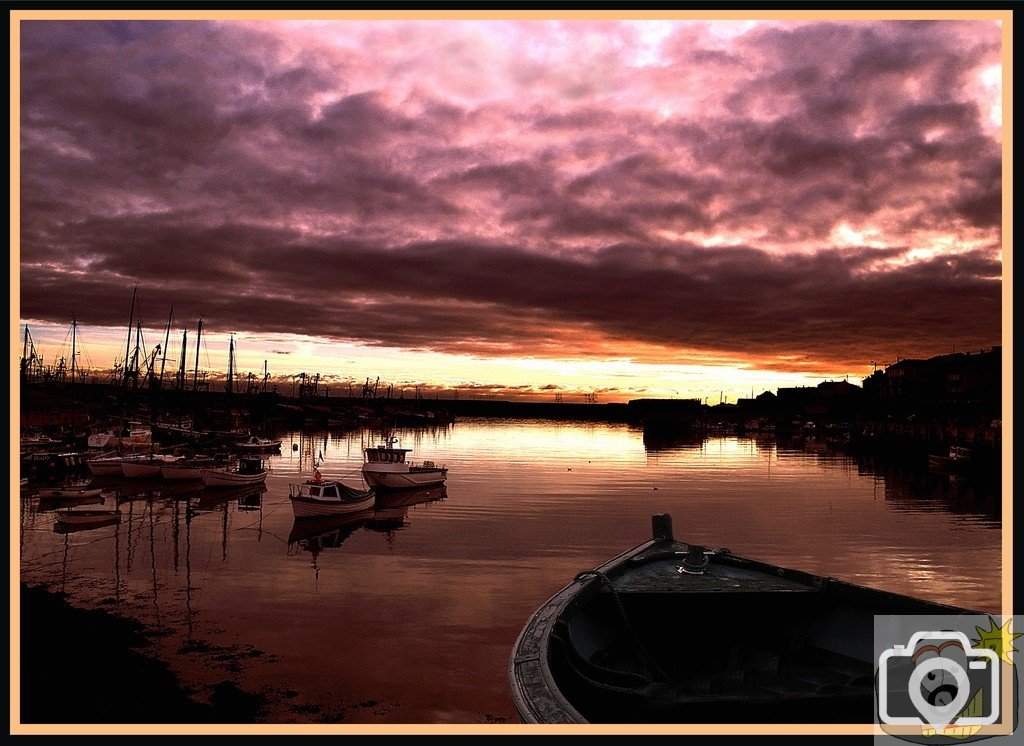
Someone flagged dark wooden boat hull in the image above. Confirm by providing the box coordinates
[509,514,984,724]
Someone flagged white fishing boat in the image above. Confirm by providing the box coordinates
[289,472,376,517]
[361,435,448,490]
[234,435,282,453]
[202,457,268,488]
[36,484,104,499]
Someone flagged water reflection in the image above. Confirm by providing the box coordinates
[18,421,1002,723]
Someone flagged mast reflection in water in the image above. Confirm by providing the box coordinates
[20,420,1001,723]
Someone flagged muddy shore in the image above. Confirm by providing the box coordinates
[19,583,263,724]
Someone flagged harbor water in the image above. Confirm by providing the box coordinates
[19,418,1002,723]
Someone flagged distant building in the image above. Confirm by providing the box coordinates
[776,380,862,422]
[862,347,1000,421]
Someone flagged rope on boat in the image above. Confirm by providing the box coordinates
[572,569,670,683]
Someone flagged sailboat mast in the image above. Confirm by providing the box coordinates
[177,328,188,390]
[226,334,235,394]
[70,314,77,385]
[159,306,173,385]
[132,321,143,389]
[192,317,203,391]
[123,285,137,387]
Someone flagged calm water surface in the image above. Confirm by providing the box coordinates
[20,418,1001,723]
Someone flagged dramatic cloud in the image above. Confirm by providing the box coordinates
[19,18,1003,384]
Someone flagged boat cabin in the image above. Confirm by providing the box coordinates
[364,446,411,464]
[306,483,342,499]
[238,458,266,475]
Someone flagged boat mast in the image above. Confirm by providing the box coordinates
[159,305,173,386]
[131,321,143,390]
[192,317,203,391]
[226,334,235,394]
[69,314,77,385]
[122,285,137,389]
[177,328,188,390]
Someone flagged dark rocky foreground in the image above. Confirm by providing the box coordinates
[19,584,262,724]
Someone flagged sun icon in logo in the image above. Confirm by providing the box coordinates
[972,616,1021,665]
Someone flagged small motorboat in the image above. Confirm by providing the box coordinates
[54,508,121,532]
[36,484,104,500]
[361,435,447,490]
[234,435,282,453]
[289,472,376,517]
[927,445,972,471]
[509,514,982,724]
[202,457,268,488]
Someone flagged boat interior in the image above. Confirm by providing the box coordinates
[547,550,961,724]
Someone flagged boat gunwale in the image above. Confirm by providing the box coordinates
[508,537,659,724]
[508,535,987,724]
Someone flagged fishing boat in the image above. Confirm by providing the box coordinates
[508,513,981,724]
[121,453,184,479]
[361,435,447,490]
[234,435,282,453]
[927,445,972,470]
[289,472,376,517]
[35,484,104,500]
[202,457,268,488]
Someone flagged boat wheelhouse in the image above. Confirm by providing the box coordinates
[361,436,447,490]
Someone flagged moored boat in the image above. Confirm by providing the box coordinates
[927,445,972,470]
[87,421,152,449]
[54,507,121,531]
[288,473,376,517]
[202,457,268,488]
[509,513,982,724]
[234,435,282,453]
[121,454,184,479]
[85,453,127,476]
[36,484,104,500]
[161,455,220,481]
[361,435,447,490]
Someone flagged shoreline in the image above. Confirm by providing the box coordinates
[18,583,263,725]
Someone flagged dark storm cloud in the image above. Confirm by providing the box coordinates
[18,217,1000,370]
[19,19,1002,370]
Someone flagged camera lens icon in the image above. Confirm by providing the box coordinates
[878,631,1000,731]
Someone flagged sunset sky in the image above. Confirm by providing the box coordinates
[17,16,1004,402]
